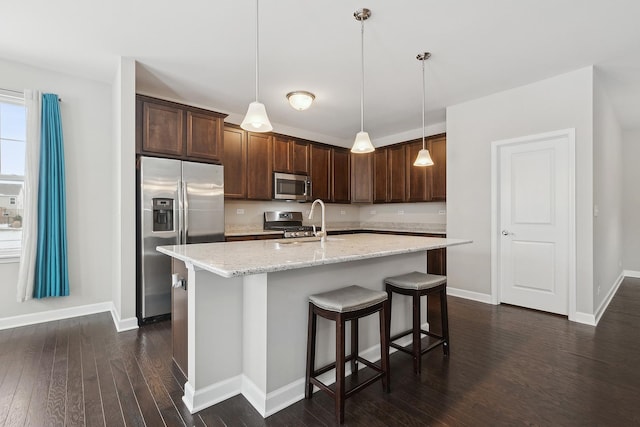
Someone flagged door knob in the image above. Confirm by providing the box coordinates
[501,230,510,236]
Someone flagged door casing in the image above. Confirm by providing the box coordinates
[490,128,577,321]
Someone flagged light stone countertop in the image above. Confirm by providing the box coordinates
[157,233,470,278]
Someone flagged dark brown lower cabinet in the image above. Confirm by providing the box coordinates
[171,258,188,376]
[427,248,446,275]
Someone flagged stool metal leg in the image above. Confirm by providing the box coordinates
[350,319,359,374]
[412,293,422,374]
[305,304,316,399]
[440,288,450,356]
[379,300,391,392]
[336,314,346,424]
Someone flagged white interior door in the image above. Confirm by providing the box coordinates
[498,133,571,315]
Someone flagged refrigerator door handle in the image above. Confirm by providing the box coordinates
[183,181,189,243]
[177,180,184,245]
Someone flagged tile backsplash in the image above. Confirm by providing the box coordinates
[225,200,446,231]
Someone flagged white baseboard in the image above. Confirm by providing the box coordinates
[0,301,139,333]
[623,270,640,279]
[447,287,494,304]
[593,272,625,325]
[183,375,242,414]
[572,311,596,326]
[0,301,113,330]
[109,306,139,332]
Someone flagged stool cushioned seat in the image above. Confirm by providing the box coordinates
[308,285,387,313]
[384,271,446,290]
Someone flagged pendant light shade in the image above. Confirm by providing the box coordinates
[414,148,434,166]
[351,8,375,154]
[352,131,374,153]
[241,0,272,133]
[413,52,434,167]
[241,101,272,132]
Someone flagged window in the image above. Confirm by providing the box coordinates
[0,92,26,258]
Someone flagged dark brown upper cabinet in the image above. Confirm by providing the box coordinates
[351,152,373,203]
[429,135,446,201]
[331,148,351,203]
[222,125,247,199]
[273,137,310,175]
[310,144,331,202]
[406,140,433,202]
[387,145,406,202]
[291,140,310,175]
[246,132,273,200]
[373,148,389,203]
[136,95,226,162]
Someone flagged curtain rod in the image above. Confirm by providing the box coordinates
[0,88,62,102]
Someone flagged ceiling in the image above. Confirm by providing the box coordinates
[2,1,640,148]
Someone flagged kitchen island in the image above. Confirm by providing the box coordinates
[157,233,471,417]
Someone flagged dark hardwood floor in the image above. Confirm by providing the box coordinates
[1,279,639,426]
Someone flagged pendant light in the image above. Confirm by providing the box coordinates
[413,52,434,166]
[241,0,273,132]
[351,8,375,154]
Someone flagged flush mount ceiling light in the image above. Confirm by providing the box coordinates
[413,52,434,167]
[286,91,315,111]
[351,8,375,154]
[241,0,273,132]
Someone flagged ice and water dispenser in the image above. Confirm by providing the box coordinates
[152,198,174,232]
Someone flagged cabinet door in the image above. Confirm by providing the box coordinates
[142,101,184,156]
[310,144,331,201]
[291,140,310,175]
[429,135,446,201]
[388,145,406,202]
[273,136,292,173]
[186,111,222,161]
[332,148,351,203]
[351,152,373,203]
[223,126,247,199]
[246,133,273,200]
[405,140,432,202]
[373,149,388,203]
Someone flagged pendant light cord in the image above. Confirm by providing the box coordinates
[360,18,365,132]
[255,0,259,102]
[422,58,426,150]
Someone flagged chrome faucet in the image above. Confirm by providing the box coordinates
[308,199,326,243]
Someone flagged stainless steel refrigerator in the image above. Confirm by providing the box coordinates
[137,156,224,323]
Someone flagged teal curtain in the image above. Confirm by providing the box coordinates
[34,93,68,298]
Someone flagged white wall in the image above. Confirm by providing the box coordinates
[0,58,116,318]
[592,69,624,311]
[622,130,640,272]
[446,66,595,314]
[112,57,137,325]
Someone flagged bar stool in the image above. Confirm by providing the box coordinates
[305,285,390,424]
[384,271,449,374]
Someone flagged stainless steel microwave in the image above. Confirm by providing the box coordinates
[273,172,312,201]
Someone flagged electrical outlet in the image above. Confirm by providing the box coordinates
[597,285,601,295]
[370,210,377,215]
[438,210,446,215]
[340,210,346,215]
[236,209,245,215]
[397,210,405,215]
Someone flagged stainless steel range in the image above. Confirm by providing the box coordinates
[264,211,319,238]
